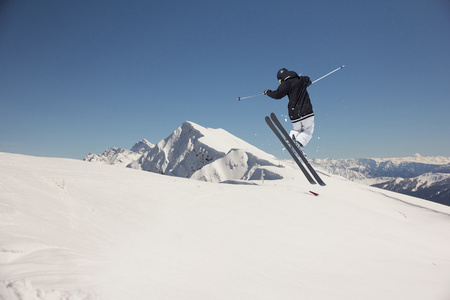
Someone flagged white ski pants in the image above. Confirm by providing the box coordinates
[289,116,314,147]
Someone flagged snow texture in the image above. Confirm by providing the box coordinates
[1,152,450,300]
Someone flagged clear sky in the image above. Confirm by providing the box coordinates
[1,0,449,160]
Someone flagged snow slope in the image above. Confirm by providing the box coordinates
[1,152,450,300]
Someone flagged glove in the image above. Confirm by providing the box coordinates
[263,89,271,95]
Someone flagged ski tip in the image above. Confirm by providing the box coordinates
[309,191,319,196]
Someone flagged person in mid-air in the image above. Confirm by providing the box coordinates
[264,68,314,153]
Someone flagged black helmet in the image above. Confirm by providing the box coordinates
[277,68,288,82]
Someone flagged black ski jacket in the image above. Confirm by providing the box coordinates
[266,70,313,123]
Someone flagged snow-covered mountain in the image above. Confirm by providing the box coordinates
[85,121,282,182]
[84,139,154,166]
[372,172,450,206]
[2,152,450,299]
[312,154,450,206]
[130,139,154,154]
[84,147,142,166]
[190,149,282,183]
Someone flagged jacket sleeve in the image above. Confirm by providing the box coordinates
[267,82,289,99]
[303,76,312,87]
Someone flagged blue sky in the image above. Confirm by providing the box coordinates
[1,0,449,160]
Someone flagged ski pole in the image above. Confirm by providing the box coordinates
[237,93,264,101]
[237,65,344,100]
[311,65,345,84]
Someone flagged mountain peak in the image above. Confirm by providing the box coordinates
[131,139,155,154]
[131,121,277,179]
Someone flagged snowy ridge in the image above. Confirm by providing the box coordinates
[191,149,282,183]
[373,173,450,205]
[133,121,229,177]
[130,139,154,154]
[84,147,141,166]
[135,121,278,178]
[2,152,450,299]
[311,156,445,179]
[414,173,450,189]
[312,157,450,206]
[370,153,450,165]
[84,140,154,166]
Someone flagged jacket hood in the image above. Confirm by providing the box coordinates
[278,70,300,82]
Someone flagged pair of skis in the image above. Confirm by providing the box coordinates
[265,113,325,186]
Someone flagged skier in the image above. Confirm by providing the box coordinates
[264,68,314,153]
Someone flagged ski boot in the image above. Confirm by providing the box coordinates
[292,135,307,158]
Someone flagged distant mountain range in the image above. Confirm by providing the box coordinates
[84,122,450,206]
[311,156,450,206]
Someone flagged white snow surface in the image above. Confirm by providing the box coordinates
[1,152,450,300]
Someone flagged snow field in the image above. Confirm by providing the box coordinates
[1,153,450,299]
